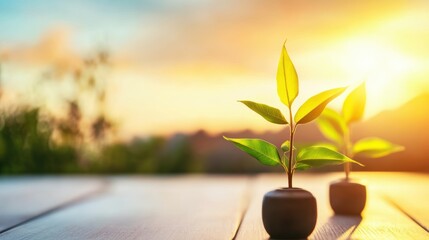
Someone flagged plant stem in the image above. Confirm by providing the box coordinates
[344,163,350,180]
[344,127,351,180]
[287,107,294,188]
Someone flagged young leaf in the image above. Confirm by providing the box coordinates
[296,146,363,168]
[353,137,404,158]
[294,162,311,171]
[317,108,347,144]
[239,100,288,125]
[282,153,289,171]
[281,140,291,152]
[311,142,340,152]
[276,42,299,108]
[223,137,281,166]
[295,87,347,124]
[343,82,366,124]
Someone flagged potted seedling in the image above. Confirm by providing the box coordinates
[316,82,404,215]
[224,42,362,239]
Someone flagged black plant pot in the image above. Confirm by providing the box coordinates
[329,179,366,215]
[262,188,317,239]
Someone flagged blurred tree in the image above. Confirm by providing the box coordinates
[39,49,115,165]
[0,107,78,174]
[0,48,199,174]
[157,134,194,173]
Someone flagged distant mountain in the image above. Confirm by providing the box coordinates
[352,93,429,171]
[188,93,429,173]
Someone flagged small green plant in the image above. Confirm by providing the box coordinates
[316,82,404,180]
[224,42,362,188]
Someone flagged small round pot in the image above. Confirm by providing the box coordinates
[329,179,366,215]
[262,188,317,239]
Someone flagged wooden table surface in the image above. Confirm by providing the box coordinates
[0,172,428,240]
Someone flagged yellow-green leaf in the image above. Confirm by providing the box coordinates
[281,140,291,152]
[223,137,281,166]
[317,108,347,144]
[311,142,340,152]
[343,82,366,124]
[294,162,311,171]
[281,153,289,170]
[353,137,404,158]
[239,100,288,125]
[276,42,299,108]
[297,146,363,168]
[295,87,347,124]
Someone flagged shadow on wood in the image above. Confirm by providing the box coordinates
[314,215,362,239]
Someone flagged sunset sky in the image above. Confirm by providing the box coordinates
[0,0,428,139]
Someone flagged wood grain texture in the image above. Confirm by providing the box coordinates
[1,173,427,240]
[235,172,429,240]
[360,172,429,232]
[234,173,334,240]
[0,176,106,233]
[0,176,249,240]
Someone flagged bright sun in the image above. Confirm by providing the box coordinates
[338,38,415,118]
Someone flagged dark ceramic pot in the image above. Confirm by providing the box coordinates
[262,188,317,239]
[329,179,366,215]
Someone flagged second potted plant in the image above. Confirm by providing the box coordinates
[316,82,404,215]
[224,42,362,239]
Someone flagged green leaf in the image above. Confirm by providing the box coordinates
[239,100,288,125]
[296,146,363,168]
[343,82,366,124]
[311,142,340,152]
[317,108,347,144]
[223,137,281,166]
[353,137,404,158]
[281,140,290,152]
[281,140,296,152]
[282,153,289,171]
[295,87,347,124]
[294,162,311,171]
[276,42,299,108]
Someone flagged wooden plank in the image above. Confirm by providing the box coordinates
[234,173,333,240]
[0,176,106,233]
[0,176,249,240]
[235,173,429,240]
[360,172,429,232]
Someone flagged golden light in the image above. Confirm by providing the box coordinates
[335,37,416,117]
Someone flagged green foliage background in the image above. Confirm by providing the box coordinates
[0,50,198,175]
[0,106,196,174]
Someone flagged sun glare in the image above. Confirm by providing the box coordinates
[338,38,416,117]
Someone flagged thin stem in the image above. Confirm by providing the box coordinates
[344,127,352,180]
[287,107,294,188]
[344,163,350,180]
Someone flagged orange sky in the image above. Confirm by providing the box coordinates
[1,0,428,138]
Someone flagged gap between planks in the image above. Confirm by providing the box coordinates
[0,175,251,240]
[0,177,109,234]
[363,172,429,233]
[231,175,255,240]
[235,172,429,240]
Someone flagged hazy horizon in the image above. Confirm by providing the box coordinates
[128,91,429,140]
[1,0,429,139]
